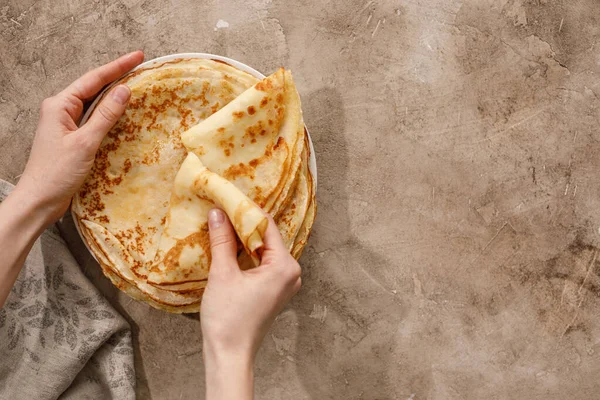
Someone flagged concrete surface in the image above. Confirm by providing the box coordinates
[2,0,600,398]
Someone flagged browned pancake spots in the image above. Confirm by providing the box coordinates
[255,78,273,92]
[172,137,186,150]
[149,99,175,115]
[161,226,211,273]
[225,136,274,180]
[141,144,161,165]
[115,229,133,242]
[178,107,192,129]
[252,186,266,206]
[224,149,231,156]
[78,136,129,207]
[223,162,255,180]
[123,159,132,174]
[276,93,284,104]
[211,102,220,114]
[218,127,226,133]
[195,193,213,202]
[132,260,146,279]
[219,81,234,101]
[243,120,268,140]
[247,106,256,115]
[189,81,211,106]
[218,136,235,150]
[268,119,273,126]
[83,192,105,217]
[195,146,206,156]
[233,110,245,119]
[151,85,162,95]
[98,215,110,224]
[251,138,257,144]
[273,136,285,150]
[161,216,166,225]
[260,97,269,108]
[133,222,147,256]
[128,92,148,109]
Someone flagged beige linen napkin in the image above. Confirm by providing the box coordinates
[0,180,135,399]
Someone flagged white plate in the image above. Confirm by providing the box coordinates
[72,53,316,263]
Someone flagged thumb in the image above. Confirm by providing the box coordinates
[80,84,131,147]
[208,208,239,275]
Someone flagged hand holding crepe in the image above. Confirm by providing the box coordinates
[148,153,268,288]
[201,208,302,377]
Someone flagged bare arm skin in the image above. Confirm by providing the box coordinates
[0,51,144,307]
[201,209,302,400]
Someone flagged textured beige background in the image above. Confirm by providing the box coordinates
[2,0,600,399]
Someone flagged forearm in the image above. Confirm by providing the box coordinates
[0,185,51,307]
[203,343,254,400]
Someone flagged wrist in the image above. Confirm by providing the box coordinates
[203,339,254,370]
[9,184,57,230]
[13,181,65,227]
[203,340,254,400]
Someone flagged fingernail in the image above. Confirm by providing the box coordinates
[111,85,130,105]
[208,209,225,229]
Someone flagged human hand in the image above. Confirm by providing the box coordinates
[201,209,302,399]
[15,51,145,225]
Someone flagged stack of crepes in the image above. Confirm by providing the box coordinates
[72,59,315,313]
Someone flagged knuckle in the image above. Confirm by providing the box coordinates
[285,260,301,281]
[40,97,56,114]
[96,103,119,123]
[209,234,235,250]
[72,132,95,151]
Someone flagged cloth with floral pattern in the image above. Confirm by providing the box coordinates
[0,180,135,399]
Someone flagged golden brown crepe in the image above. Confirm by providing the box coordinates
[73,59,316,313]
[73,58,259,276]
[182,68,305,214]
[147,152,267,288]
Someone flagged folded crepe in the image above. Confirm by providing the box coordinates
[147,152,268,288]
[181,68,305,215]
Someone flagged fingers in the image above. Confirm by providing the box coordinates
[76,85,130,149]
[261,212,287,253]
[60,51,144,101]
[208,208,240,275]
